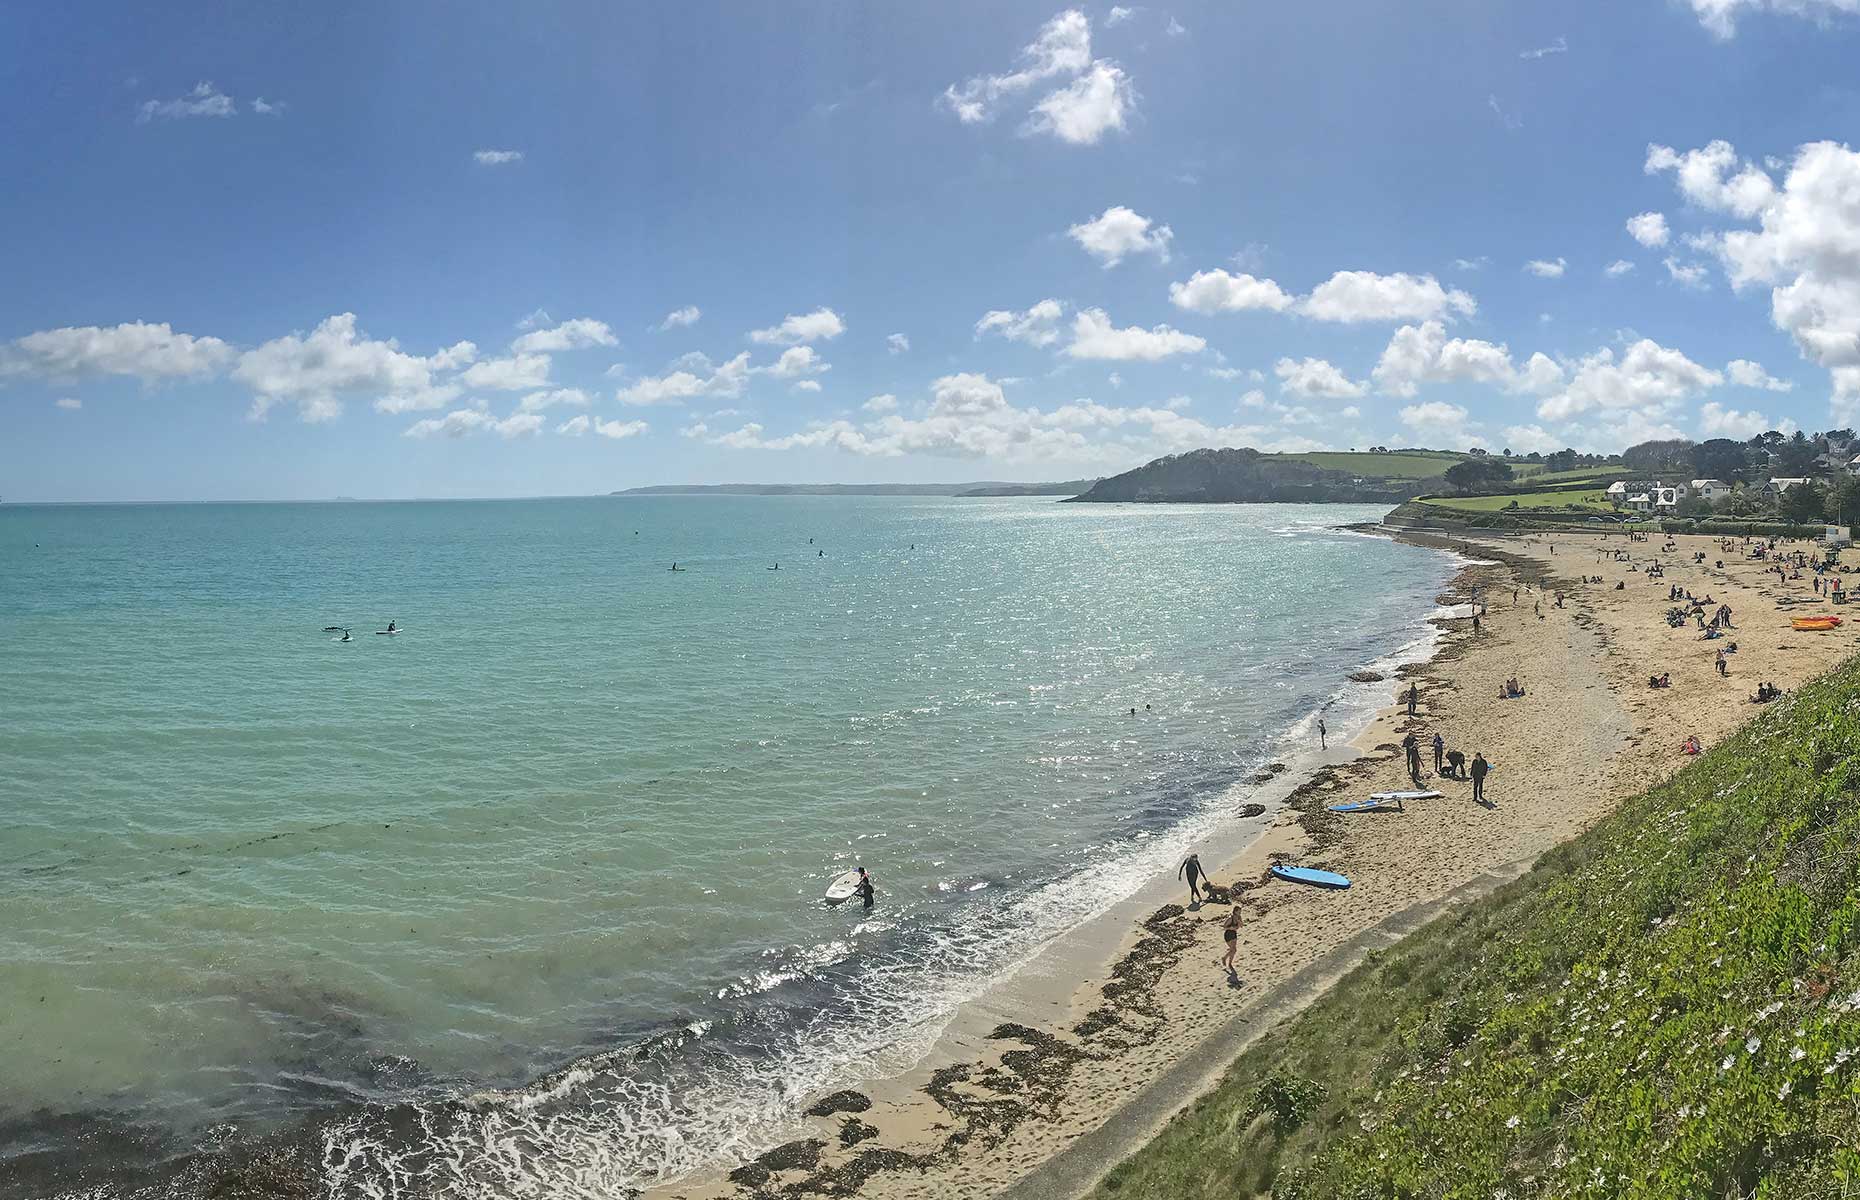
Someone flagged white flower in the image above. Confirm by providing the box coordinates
[1746,1036,1761,1054]
[1506,1115,1521,1129]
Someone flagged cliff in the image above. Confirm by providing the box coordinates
[1064,448,1420,504]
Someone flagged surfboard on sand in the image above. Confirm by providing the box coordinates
[1270,864,1351,889]
[1371,788,1442,802]
[1330,797,1405,813]
[823,869,863,904]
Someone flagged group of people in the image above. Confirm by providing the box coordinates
[1177,853,1245,980]
[1497,677,1526,699]
[1400,730,1491,803]
[1751,681,1784,703]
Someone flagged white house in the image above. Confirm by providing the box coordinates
[1605,481,1628,505]
[1624,492,1653,512]
[1846,454,1860,478]
[1652,486,1680,510]
[1689,479,1732,503]
[1768,477,1814,497]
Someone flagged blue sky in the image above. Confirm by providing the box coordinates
[5,0,1860,501]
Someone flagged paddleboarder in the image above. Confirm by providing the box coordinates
[854,867,875,910]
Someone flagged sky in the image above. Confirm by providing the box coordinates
[4,0,1860,501]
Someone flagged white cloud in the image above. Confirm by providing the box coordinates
[1699,400,1773,437]
[1645,141,1776,218]
[1453,256,1490,271]
[404,407,543,440]
[1726,359,1793,390]
[1399,401,1476,444]
[1275,356,1366,399]
[1026,60,1133,145]
[473,149,523,166]
[460,353,552,391]
[234,313,454,422]
[2,321,232,381]
[557,414,648,439]
[615,351,753,405]
[1165,16,1187,35]
[1501,424,1563,454]
[863,394,898,413]
[940,10,1094,123]
[1524,257,1568,278]
[976,299,1066,347]
[510,317,616,354]
[1626,211,1671,248]
[792,379,823,393]
[1370,320,1561,398]
[657,306,702,331]
[250,97,280,115]
[1168,269,1296,314]
[1106,4,1137,24]
[1605,259,1636,278]
[1664,257,1712,289]
[1299,271,1476,323]
[749,307,845,345]
[767,345,829,379]
[1488,94,1521,132]
[54,397,81,410]
[516,388,594,413]
[887,333,910,354]
[136,82,235,123]
[1068,206,1173,266]
[1684,0,1860,40]
[1065,308,1205,360]
[429,341,478,371]
[1536,338,1724,423]
[1519,35,1568,59]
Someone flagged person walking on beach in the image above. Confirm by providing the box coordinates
[854,867,876,910]
[1716,649,1728,677]
[1220,905,1242,978]
[1406,683,1418,716]
[1178,853,1206,904]
[1431,732,1445,774]
[1317,717,1327,750]
[1470,753,1490,806]
[1402,733,1422,783]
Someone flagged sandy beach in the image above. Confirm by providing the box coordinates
[656,527,1859,1200]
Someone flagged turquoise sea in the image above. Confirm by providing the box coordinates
[0,497,1457,1197]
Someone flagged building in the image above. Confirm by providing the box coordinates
[1689,479,1732,503]
[1767,477,1815,497]
[1846,454,1860,478]
[1605,481,1628,505]
[1623,492,1653,513]
[1652,486,1680,510]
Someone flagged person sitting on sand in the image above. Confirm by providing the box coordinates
[1681,735,1702,755]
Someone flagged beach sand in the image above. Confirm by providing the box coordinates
[653,528,1857,1200]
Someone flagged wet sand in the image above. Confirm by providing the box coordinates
[655,528,1857,1200]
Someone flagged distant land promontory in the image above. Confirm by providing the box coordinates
[611,480,1097,498]
[1066,448,1429,504]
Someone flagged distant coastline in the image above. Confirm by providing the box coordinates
[610,480,1095,498]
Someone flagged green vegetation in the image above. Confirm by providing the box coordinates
[1094,657,1860,1199]
[1418,488,1613,512]
[1272,451,1465,479]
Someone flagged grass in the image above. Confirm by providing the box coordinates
[1272,451,1465,479]
[1419,489,1614,512]
[1093,656,1860,1200]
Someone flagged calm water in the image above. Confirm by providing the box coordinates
[0,497,1455,1196]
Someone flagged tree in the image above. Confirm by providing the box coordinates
[1691,438,1750,483]
[1783,481,1826,525]
[1444,458,1515,493]
[1827,478,1860,528]
[1623,438,1696,476]
[1775,437,1821,477]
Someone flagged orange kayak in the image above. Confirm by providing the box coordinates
[1792,616,1843,631]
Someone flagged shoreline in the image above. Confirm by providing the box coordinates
[665,525,1860,1200]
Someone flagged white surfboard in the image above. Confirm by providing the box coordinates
[1369,789,1443,801]
[823,869,863,904]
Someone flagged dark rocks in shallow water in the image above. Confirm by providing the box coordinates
[1238,803,1268,818]
[1349,670,1385,682]
[728,1138,825,1187]
[839,1119,879,1147]
[805,1089,872,1118]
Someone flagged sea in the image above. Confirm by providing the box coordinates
[0,496,1460,1197]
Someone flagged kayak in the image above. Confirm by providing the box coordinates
[1791,616,1842,631]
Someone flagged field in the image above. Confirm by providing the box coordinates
[1093,658,1860,1199]
[1272,451,1464,479]
[1418,488,1614,512]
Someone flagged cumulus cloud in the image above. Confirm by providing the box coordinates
[886,333,910,355]
[749,307,845,345]
[1168,269,1296,314]
[136,82,236,123]
[657,306,702,331]
[1646,140,1776,218]
[1626,211,1671,248]
[1275,357,1366,399]
[1026,61,1133,145]
[1685,0,1860,40]
[1605,260,1636,278]
[1501,424,1564,454]
[1535,338,1723,424]
[766,345,829,379]
[460,353,551,391]
[1399,401,1476,444]
[1106,5,1137,23]
[473,149,523,166]
[405,407,543,439]
[1453,257,1491,271]
[615,351,753,406]
[1299,271,1476,322]
[511,317,616,354]
[1664,257,1712,289]
[2,321,232,382]
[1371,320,1563,398]
[1068,206,1173,266]
[516,388,594,413]
[1525,257,1568,278]
[1726,358,1792,390]
[940,10,1093,123]
[234,313,457,422]
[1699,400,1774,437]
[976,299,1066,347]
[1065,308,1205,360]
[556,414,648,439]
[863,394,899,413]
[54,397,81,410]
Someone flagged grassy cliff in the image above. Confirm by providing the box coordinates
[1095,657,1860,1199]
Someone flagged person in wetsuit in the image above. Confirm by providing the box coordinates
[854,867,875,910]
[1178,853,1205,903]
[1470,753,1490,805]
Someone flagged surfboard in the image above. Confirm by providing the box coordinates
[1330,798,1402,813]
[375,629,401,635]
[1270,865,1351,889]
[823,869,863,904]
[1369,789,1441,802]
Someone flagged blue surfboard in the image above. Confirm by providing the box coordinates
[1271,865,1351,889]
[1328,799,1396,813]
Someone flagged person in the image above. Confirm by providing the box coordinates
[1432,732,1445,774]
[854,867,876,910]
[1402,732,1422,782]
[1406,683,1418,716]
[1470,752,1490,805]
[1317,717,1327,750]
[339,629,351,642]
[1716,649,1727,677]
[1472,613,1481,634]
[1221,905,1242,977]
[386,620,397,632]
[1178,853,1206,903]
[1444,749,1466,778]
